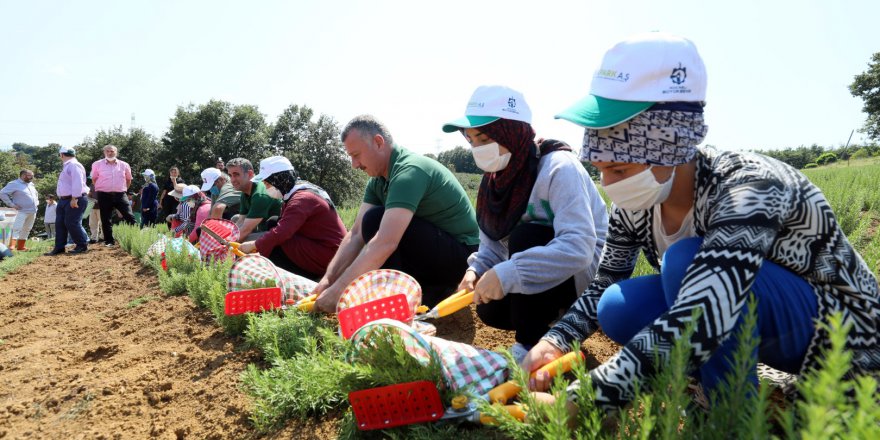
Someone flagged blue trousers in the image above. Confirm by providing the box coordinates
[596,237,818,396]
[54,196,89,251]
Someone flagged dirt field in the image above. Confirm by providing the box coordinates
[0,246,620,439]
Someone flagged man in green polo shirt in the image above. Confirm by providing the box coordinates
[226,158,282,241]
[312,115,480,313]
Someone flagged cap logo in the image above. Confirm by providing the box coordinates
[596,69,630,82]
[507,98,516,108]
[467,101,485,108]
[670,63,687,85]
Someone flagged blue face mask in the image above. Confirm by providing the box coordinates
[209,186,220,196]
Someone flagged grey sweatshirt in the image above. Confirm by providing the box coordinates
[467,150,608,295]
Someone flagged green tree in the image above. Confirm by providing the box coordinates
[160,100,271,181]
[437,146,480,174]
[850,52,880,140]
[269,104,366,206]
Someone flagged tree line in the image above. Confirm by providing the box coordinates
[3,101,367,209]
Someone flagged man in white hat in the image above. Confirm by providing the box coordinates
[45,146,89,255]
[200,167,240,220]
[312,115,480,313]
[523,32,880,416]
[237,156,346,279]
[0,169,39,252]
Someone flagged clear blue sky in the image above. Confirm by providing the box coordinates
[1,0,878,156]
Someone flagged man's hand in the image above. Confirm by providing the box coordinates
[238,241,256,254]
[522,340,565,391]
[166,214,176,222]
[473,268,504,304]
[457,270,479,293]
[70,198,79,209]
[314,282,343,313]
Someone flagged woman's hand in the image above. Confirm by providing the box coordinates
[473,268,504,304]
[238,241,256,254]
[457,269,479,293]
[521,340,564,391]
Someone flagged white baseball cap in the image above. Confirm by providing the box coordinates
[556,31,707,129]
[142,169,155,177]
[200,167,222,191]
[180,184,202,200]
[442,85,532,133]
[252,156,294,182]
[58,146,76,156]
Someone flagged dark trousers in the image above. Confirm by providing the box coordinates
[97,191,136,244]
[141,206,158,228]
[361,206,478,308]
[476,223,578,347]
[268,247,320,282]
[53,196,89,251]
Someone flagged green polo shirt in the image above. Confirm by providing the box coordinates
[364,146,479,246]
[240,181,282,231]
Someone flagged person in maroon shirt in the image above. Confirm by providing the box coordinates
[237,156,346,280]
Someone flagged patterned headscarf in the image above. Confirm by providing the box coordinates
[476,120,571,241]
[581,109,708,166]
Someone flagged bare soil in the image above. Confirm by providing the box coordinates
[0,246,620,439]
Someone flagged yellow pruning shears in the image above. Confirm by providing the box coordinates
[293,293,318,312]
[414,289,474,321]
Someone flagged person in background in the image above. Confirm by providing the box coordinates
[237,156,346,280]
[0,169,39,252]
[200,167,241,220]
[168,184,194,237]
[140,169,159,227]
[180,186,212,243]
[226,158,282,241]
[91,144,136,246]
[45,146,88,255]
[312,115,480,312]
[85,176,102,243]
[443,85,608,362]
[44,195,57,239]
[215,157,225,172]
[523,32,880,416]
[160,166,185,226]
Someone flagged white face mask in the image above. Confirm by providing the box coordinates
[602,165,675,211]
[471,142,512,173]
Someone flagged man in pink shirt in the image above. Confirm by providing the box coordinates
[45,146,89,256]
[91,144,136,246]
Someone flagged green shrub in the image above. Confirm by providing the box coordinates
[245,310,335,362]
[803,162,819,169]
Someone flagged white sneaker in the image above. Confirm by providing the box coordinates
[510,342,530,364]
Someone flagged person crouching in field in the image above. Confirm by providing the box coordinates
[236,156,346,280]
[312,115,481,312]
[523,32,880,414]
[443,85,608,363]
[177,185,211,243]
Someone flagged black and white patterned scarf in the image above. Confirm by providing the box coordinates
[581,108,708,166]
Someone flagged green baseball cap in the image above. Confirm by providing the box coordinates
[554,95,653,129]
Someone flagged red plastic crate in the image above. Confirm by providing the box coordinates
[348,380,444,430]
[338,294,413,339]
[224,287,282,315]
